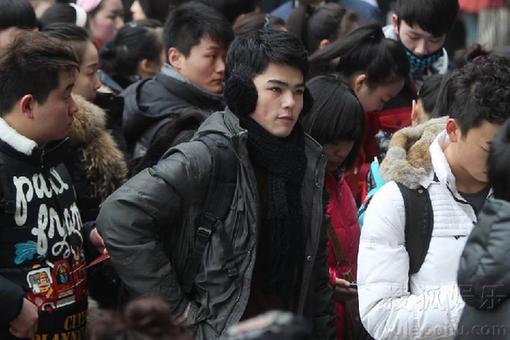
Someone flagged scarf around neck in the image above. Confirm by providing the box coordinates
[240,115,307,301]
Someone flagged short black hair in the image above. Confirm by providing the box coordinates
[0,31,79,116]
[488,119,510,202]
[42,23,90,64]
[434,55,510,134]
[303,75,365,170]
[395,0,459,37]
[163,1,233,57]
[100,20,164,80]
[309,23,409,86]
[0,0,37,30]
[225,29,308,82]
[418,74,443,116]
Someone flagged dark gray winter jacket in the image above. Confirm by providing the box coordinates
[97,110,335,339]
[458,199,510,309]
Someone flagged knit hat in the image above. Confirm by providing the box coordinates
[76,0,102,12]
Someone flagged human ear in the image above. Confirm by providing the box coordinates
[353,74,367,94]
[319,39,330,50]
[391,14,399,36]
[446,118,460,143]
[20,95,35,119]
[137,58,160,79]
[168,47,182,70]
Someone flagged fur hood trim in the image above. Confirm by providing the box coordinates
[380,117,448,189]
[70,94,128,200]
[69,94,107,145]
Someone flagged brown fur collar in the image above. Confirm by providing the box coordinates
[380,117,448,189]
[69,94,128,200]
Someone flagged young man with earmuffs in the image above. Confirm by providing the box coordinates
[96,28,336,340]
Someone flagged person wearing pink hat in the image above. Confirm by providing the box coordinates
[77,0,124,48]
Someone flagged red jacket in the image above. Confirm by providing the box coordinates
[326,173,360,340]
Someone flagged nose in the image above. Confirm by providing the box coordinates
[115,16,124,30]
[215,57,225,75]
[69,96,79,116]
[414,39,429,56]
[281,90,296,109]
[93,72,101,91]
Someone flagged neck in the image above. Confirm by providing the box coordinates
[3,114,41,145]
[444,144,487,193]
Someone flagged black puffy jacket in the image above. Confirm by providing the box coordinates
[121,64,224,162]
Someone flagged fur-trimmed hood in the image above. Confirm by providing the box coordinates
[68,94,128,202]
[380,117,448,189]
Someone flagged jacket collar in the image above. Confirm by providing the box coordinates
[0,117,37,156]
[158,64,224,108]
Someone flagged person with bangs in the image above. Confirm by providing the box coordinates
[302,76,365,340]
[309,23,410,203]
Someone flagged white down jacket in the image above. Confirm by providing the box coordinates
[358,123,487,340]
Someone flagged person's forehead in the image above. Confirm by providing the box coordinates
[195,35,225,50]
[258,63,304,81]
[401,20,437,38]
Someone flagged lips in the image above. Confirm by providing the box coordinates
[277,116,294,122]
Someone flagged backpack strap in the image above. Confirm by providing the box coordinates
[396,183,434,276]
[181,132,238,294]
[325,214,349,266]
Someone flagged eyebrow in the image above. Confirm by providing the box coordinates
[267,79,305,88]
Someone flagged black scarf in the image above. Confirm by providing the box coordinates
[240,116,307,302]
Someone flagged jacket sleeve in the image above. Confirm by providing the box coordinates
[357,182,464,340]
[311,213,337,339]
[96,142,211,320]
[0,275,25,324]
[457,199,510,310]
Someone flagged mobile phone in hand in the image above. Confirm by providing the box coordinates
[349,282,358,290]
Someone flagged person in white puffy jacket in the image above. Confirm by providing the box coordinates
[357,55,510,340]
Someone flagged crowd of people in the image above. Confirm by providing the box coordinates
[0,0,509,339]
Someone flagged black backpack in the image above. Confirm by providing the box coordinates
[396,183,434,275]
[180,132,239,294]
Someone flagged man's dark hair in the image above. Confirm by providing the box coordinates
[434,55,510,134]
[303,75,365,170]
[0,0,37,30]
[395,0,459,37]
[42,23,90,64]
[226,29,309,82]
[0,31,79,116]
[163,1,233,57]
[309,23,409,86]
[418,74,443,116]
[489,119,510,202]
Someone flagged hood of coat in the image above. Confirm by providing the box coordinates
[68,94,128,201]
[380,116,448,188]
[68,94,108,145]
